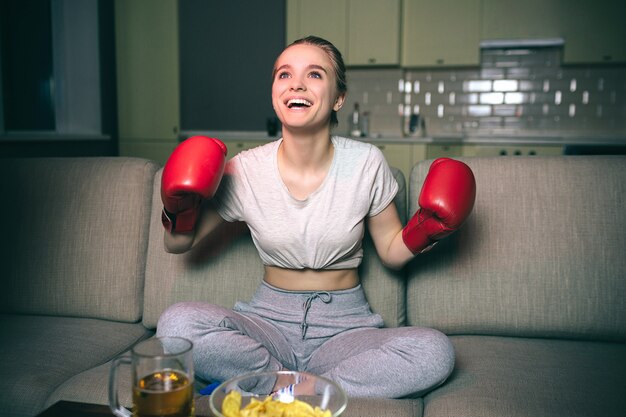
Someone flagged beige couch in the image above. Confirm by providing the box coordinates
[0,155,624,417]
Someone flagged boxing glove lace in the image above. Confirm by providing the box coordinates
[403,158,476,254]
[161,136,227,233]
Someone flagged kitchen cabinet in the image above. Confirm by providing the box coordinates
[560,0,626,64]
[115,0,179,159]
[222,140,265,160]
[481,0,563,41]
[402,0,481,67]
[481,0,626,64]
[372,142,416,181]
[286,0,347,58]
[346,0,400,65]
[426,143,464,159]
[286,0,400,66]
[370,142,430,181]
[462,144,564,157]
[373,140,569,180]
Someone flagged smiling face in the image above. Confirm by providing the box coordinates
[272,44,345,134]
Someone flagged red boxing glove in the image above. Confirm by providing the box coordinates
[403,158,476,254]
[161,136,227,233]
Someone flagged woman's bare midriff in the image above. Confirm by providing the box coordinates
[263,266,359,291]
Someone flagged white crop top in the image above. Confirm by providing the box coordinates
[213,136,398,269]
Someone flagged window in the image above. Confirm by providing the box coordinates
[0,0,103,138]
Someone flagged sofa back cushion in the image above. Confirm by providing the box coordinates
[0,157,159,322]
[406,156,626,342]
[142,166,407,329]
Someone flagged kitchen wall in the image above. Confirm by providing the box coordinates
[339,69,405,137]
[339,46,626,138]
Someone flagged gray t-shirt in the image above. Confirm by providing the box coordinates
[213,136,398,269]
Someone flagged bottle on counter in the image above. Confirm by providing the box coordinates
[361,111,370,137]
[348,102,362,137]
[405,113,426,137]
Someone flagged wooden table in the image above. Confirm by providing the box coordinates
[35,401,115,417]
[35,397,216,417]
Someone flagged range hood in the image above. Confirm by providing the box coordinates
[480,38,564,49]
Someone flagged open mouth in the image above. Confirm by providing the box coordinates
[286,98,312,109]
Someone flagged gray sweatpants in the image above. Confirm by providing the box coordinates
[156,281,454,398]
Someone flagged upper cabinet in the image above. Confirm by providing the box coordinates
[115,0,179,141]
[401,0,481,67]
[399,0,624,67]
[481,0,563,41]
[559,0,626,64]
[286,0,401,66]
[286,0,348,57]
[346,0,401,65]
[481,0,626,64]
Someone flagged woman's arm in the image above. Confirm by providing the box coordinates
[366,202,414,270]
[369,158,477,269]
[160,136,235,253]
[163,202,228,253]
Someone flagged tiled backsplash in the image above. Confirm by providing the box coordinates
[339,47,626,137]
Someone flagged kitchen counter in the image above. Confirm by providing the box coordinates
[180,130,626,180]
[181,130,626,146]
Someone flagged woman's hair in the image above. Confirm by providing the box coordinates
[278,35,347,127]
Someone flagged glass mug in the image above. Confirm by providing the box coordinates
[109,337,194,417]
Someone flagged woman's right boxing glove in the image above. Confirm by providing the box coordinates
[402,158,476,254]
[161,136,227,233]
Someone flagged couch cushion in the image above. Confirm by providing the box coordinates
[424,335,626,417]
[0,314,151,417]
[406,156,626,341]
[143,167,407,329]
[0,157,160,322]
[45,354,135,411]
[339,398,422,417]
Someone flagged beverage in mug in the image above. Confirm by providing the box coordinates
[109,337,194,417]
[133,370,194,417]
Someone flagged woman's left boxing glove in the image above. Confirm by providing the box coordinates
[403,158,476,254]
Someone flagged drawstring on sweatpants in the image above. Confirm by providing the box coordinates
[301,292,332,339]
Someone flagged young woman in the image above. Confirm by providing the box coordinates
[157,36,475,398]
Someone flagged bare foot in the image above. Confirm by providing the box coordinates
[271,373,316,400]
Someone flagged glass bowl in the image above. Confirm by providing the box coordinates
[209,370,347,417]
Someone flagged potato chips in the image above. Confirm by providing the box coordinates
[221,391,332,417]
